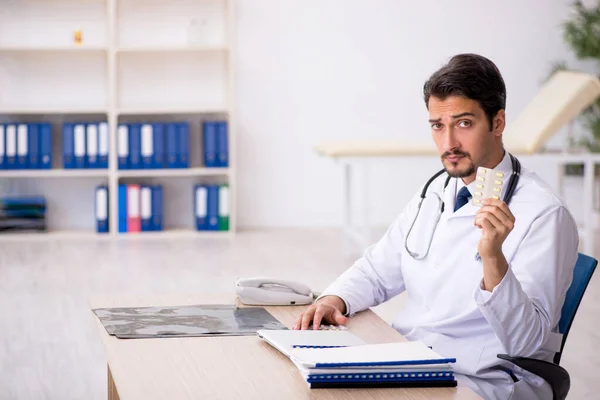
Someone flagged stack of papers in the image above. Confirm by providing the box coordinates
[257,330,456,389]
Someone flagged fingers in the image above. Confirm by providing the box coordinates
[482,199,515,224]
[313,309,324,330]
[333,309,348,325]
[475,209,503,230]
[300,306,316,330]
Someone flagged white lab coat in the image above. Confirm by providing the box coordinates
[320,152,579,400]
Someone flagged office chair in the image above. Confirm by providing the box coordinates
[497,252,598,400]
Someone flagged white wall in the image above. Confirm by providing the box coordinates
[234,0,594,228]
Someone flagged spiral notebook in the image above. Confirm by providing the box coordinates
[256,329,366,358]
[292,341,456,389]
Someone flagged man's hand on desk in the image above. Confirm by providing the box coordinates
[292,295,348,330]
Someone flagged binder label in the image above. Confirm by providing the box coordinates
[74,124,85,157]
[0,125,4,158]
[96,188,108,220]
[128,185,140,218]
[118,125,129,156]
[6,125,16,156]
[219,186,229,216]
[87,124,98,158]
[196,187,207,217]
[141,124,153,157]
[17,124,28,156]
[141,187,152,219]
[99,122,109,156]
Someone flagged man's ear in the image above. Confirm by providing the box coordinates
[492,110,505,136]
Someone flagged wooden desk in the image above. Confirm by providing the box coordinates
[90,294,481,400]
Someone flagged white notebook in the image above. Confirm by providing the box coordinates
[290,341,456,369]
[257,329,366,359]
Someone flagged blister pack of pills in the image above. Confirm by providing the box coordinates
[472,166,504,206]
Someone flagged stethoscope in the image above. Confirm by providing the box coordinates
[404,153,521,260]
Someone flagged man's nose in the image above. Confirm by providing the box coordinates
[443,129,460,152]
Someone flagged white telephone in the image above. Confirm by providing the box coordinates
[235,277,316,306]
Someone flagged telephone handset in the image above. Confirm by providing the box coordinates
[235,277,316,306]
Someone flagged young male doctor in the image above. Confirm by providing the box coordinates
[293,53,579,400]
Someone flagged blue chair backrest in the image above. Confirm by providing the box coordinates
[554,252,597,364]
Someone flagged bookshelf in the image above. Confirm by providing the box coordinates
[0,0,236,239]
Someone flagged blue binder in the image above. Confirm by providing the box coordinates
[166,123,178,169]
[177,122,189,168]
[141,185,153,232]
[207,185,219,230]
[98,122,109,169]
[194,185,208,230]
[5,124,17,170]
[118,124,129,170]
[141,124,154,169]
[86,123,99,169]
[40,123,52,169]
[217,121,228,167]
[118,184,128,233]
[73,123,86,169]
[152,123,165,169]
[63,123,75,169]
[28,123,40,169]
[0,124,5,169]
[203,121,218,167]
[129,123,142,169]
[17,124,29,169]
[96,185,109,233]
[151,185,163,231]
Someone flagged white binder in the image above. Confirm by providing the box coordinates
[87,123,98,167]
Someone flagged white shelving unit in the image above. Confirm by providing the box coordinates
[0,0,236,239]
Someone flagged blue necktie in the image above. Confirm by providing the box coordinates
[454,186,471,212]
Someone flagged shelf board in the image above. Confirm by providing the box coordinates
[117,106,227,115]
[0,230,111,242]
[115,229,232,239]
[118,167,229,178]
[0,169,109,178]
[0,108,108,115]
[0,45,108,53]
[117,45,228,53]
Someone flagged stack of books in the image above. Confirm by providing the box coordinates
[0,196,47,233]
[257,330,457,389]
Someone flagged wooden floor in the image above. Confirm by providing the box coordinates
[0,228,597,399]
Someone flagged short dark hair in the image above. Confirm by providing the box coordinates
[423,53,506,130]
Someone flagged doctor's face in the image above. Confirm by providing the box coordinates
[428,95,503,180]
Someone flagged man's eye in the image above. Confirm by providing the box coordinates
[458,120,471,128]
[431,123,442,130]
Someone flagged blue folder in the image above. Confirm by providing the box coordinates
[40,123,52,169]
[217,121,229,167]
[194,185,208,230]
[96,185,109,233]
[203,121,218,167]
[17,124,29,169]
[63,123,75,169]
[74,123,86,169]
[118,124,129,170]
[206,185,219,230]
[98,122,109,169]
[177,122,189,168]
[0,124,5,169]
[140,185,153,231]
[166,123,178,169]
[118,184,128,233]
[151,185,163,231]
[129,123,142,169]
[152,123,165,169]
[27,123,40,169]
